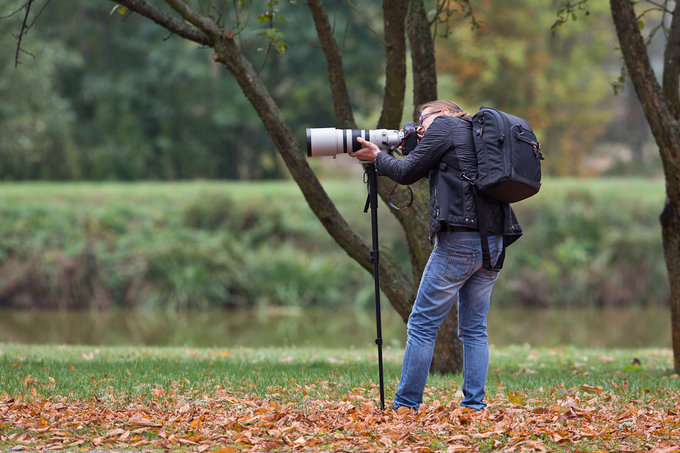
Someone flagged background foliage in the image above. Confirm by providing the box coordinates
[0,179,666,310]
[436,0,649,176]
[0,0,660,180]
[1,0,385,180]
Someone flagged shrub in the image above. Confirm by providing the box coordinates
[0,179,667,310]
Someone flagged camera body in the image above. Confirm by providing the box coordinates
[306,122,418,158]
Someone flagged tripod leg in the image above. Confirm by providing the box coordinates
[365,163,385,410]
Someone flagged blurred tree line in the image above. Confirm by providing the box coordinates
[0,0,659,180]
[0,0,384,180]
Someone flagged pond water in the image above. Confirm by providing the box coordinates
[0,306,671,349]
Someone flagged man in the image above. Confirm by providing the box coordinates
[350,100,521,411]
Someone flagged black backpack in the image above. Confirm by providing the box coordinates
[470,106,543,203]
[464,107,543,270]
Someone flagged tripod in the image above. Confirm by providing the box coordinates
[363,163,385,411]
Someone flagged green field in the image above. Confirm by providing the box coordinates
[1,343,675,403]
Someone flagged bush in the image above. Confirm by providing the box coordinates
[497,178,667,307]
[0,179,667,310]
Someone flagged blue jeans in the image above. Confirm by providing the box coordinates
[392,231,502,411]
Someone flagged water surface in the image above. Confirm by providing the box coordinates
[0,307,670,349]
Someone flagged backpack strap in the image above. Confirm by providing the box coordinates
[483,235,506,271]
[478,219,504,271]
[474,186,505,272]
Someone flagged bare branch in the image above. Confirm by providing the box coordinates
[109,0,212,46]
[429,0,447,28]
[306,0,356,128]
[231,0,251,42]
[1,4,27,20]
[14,0,33,67]
[13,0,51,68]
[26,0,49,27]
[163,0,223,39]
[256,43,272,76]
[343,0,387,45]
[254,2,274,76]
[646,0,674,14]
[431,0,479,37]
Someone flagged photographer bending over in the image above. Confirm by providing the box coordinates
[349,100,521,411]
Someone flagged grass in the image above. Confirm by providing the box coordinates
[1,343,677,407]
[0,343,397,402]
[1,343,679,451]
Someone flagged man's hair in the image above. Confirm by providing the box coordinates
[418,99,470,119]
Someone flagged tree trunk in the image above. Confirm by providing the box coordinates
[307,0,356,129]
[405,0,462,375]
[610,0,680,372]
[377,0,407,129]
[662,197,680,373]
[406,0,438,118]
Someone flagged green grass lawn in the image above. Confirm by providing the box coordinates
[1,343,676,404]
[1,343,679,451]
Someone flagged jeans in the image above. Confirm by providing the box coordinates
[392,231,502,411]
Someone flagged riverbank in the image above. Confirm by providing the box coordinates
[0,178,668,310]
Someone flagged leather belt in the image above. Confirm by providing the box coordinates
[440,224,478,233]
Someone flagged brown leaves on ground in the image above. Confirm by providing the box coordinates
[1,387,680,452]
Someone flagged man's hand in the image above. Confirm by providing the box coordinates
[349,137,380,162]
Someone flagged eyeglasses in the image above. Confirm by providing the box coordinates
[418,110,442,126]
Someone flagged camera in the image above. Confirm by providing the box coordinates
[306,122,418,157]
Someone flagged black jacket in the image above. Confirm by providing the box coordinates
[375,115,522,244]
